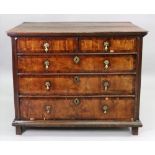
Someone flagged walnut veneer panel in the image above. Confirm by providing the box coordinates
[18,75,135,95]
[18,55,136,73]
[17,37,76,52]
[79,37,136,52]
[20,98,134,121]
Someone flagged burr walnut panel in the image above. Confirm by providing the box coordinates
[79,37,137,52]
[18,75,135,95]
[20,98,134,120]
[18,55,136,73]
[17,37,77,52]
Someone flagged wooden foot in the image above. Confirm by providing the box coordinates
[16,126,22,135]
[132,127,138,135]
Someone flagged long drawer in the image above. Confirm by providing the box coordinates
[18,75,135,95]
[18,55,136,73]
[19,98,134,121]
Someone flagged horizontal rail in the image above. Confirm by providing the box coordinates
[17,72,137,76]
[19,94,136,98]
[17,52,137,56]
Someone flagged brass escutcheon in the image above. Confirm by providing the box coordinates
[73,56,80,64]
[74,76,80,84]
[73,98,80,105]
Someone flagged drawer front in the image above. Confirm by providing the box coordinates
[18,75,135,95]
[18,55,136,73]
[17,37,77,52]
[79,37,137,52]
[20,98,134,120]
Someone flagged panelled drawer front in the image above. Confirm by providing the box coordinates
[79,37,137,52]
[18,55,136,73]
[18,75,135,95]
[17,37,77,52]
[20,98,134,120]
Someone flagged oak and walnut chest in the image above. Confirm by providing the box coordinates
[7,22,147,135]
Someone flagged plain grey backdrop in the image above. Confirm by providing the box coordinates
[0,14,155,140]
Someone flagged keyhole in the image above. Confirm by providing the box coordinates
[73,56,80,64]
[74,76,80,83]
[73,98,80,105]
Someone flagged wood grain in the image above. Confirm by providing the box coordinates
[17,37,77,52]
[19,98,134,120]
[18,55,136,73]
[7,22,148,37]
[80,37,137,52]
[18,75,135,95]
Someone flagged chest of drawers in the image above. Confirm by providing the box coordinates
[7,22,147,135]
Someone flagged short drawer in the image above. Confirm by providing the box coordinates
[18,75,135,95]
[17,37,77,53]
[79,37,137,52]
[20,98,134,121]
[18,55,136,73]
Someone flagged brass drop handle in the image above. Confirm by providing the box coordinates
[104,60,110,70]
[44,60,50,70]
[74,76,80,83]
[45,105,51,114]
[102,105,108,114]
[73,98,80,105]
[104,41,109,52]
[103,81,110,91]
[73,56,80,64]
[43,42,49,53]
[45,81,51,90]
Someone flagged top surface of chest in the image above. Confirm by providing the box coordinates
[7,22,147,37]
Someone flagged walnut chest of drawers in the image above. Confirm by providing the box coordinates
[7,22,147,135]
